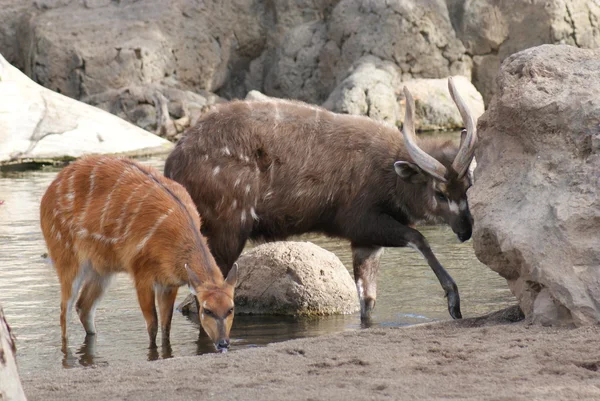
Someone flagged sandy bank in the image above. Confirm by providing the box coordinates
[21,309,600,401]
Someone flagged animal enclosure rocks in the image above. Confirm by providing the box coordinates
[0,305,27,401]
[83,83,224,140]
[0,53,172,166]
[470,44,600,327]
[447,0,600,103]
[323,57,484,130]
[181,242,359,316]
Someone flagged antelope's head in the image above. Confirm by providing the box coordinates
[186,264,238,352]
[394,77,477,242]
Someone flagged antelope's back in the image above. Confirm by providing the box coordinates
[41,155,200,269]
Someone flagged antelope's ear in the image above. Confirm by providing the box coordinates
[225,263,238,288]
[184,263,201,295]
[394,161,428,183]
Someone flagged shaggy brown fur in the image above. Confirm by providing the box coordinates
[165,98,473,320]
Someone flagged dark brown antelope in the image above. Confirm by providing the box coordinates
[40,156,237,351]
[164,77,476,321]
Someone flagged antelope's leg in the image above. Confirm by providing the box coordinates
[135,280,158,348]
[349,213,462,320]
[76,271,112,335]
[58,259,88,343]
[351,246,383,321]
[156,285,178,346]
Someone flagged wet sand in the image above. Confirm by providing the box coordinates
[20,308,600,401]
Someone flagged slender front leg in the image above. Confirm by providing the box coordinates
[135,280,158,348]
[348,213,462,319]
[156,285,178,346]
[351,245,383,321]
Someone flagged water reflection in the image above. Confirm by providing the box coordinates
[0,155,515,376]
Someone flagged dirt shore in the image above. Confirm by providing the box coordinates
[20,309,600,401]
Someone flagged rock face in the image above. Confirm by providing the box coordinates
[470,44,600,326]
[261,0,471,105]
[0,53,172,165]
[235,242,359,316]
[447,0,600,103]
[0,306,27,401]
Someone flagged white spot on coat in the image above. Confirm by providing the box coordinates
[213,166,221,176]
[222,147,231,156]
[245,184,251,195]
[250,207,259,221]
[241,210,247,223]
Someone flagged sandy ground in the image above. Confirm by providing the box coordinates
[20,308,600,401]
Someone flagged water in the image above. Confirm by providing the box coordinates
[0,156,514,376]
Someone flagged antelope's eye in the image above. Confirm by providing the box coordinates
[436,191,447,202]
[226,307,234,316]
[203,309,215,317]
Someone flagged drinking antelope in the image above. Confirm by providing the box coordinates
[165,77,476,321]
[40,156,237,351]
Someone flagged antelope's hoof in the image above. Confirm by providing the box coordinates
[359,297,376,319]
[447,290,462,319]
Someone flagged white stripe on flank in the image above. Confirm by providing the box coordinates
[99,168,131,230]
[113,182,144,237]
[223,147,231,156]
[213,166,221,176]
[245,184,251,195]
[121,190,154,240]
[241,210,247,223]
[250,207,259,221]
[234,177,242,188]
[65,170,76,210]
[78,164,99,228]
[135,209,172,253]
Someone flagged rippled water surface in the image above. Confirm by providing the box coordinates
[0,156,514,376]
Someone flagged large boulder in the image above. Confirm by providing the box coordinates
[447,0,600,103]
[0,53,172,166]
[323,56,484,130]
[470,44,600,326]
[0,306,27,401]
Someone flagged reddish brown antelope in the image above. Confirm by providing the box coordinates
[40,156,237,351]
[165,77,477,321]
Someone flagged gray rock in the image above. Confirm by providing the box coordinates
[470,44,600,327]
[448,0,600,103]
[0,52,172,165]
[84,83,224,140]
[178,242,359,316]
[323,56,484,130]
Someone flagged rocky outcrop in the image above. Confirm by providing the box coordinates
[0,306,27,401]
[447,0,600,103]
[84,82,224,141]
[180,242,359,316]
[323,56,484,130]
[470,44,600,326]
[0,53,172,166]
